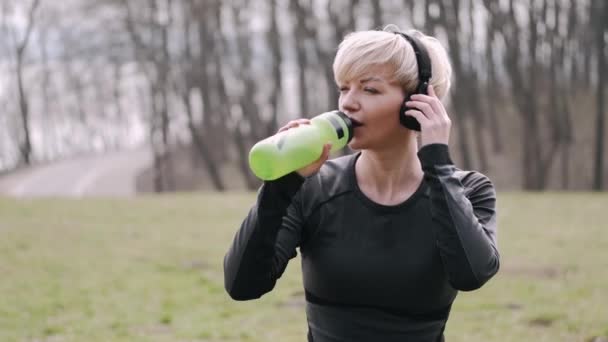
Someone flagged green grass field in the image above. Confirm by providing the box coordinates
[0,192,607,342]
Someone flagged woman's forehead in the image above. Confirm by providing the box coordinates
[339,65,395,83]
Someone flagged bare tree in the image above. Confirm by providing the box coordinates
[201,0,230,162]
[122,0,175,192]
[176,0,227,191]
[0,0,603,192]
[483,1,504,155]
[267,0,282,137]
[547,0,573,189]
[371,0,382,29]
[289,0,311,117]
[436,0,473,170]
[228,0,269,189]
[592,0,606,190]
[9,0,41,165]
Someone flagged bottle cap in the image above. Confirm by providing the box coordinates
[333,111,354,143]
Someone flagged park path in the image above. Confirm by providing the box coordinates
[0,146,152,198]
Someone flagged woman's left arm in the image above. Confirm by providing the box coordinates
[406,85,499,291]
[418,144,499,291]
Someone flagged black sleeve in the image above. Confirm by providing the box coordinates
[418,144,500,291]
[223,172,306,300]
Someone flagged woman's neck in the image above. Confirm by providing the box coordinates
[355,136,424,205]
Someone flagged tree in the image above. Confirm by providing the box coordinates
[6,0,41,165]
[592,0,606,190]
[122,0,175,192]
[176,0,227,191]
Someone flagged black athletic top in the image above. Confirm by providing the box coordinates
[224,144,500,342]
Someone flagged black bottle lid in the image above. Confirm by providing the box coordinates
[333,111,354,143]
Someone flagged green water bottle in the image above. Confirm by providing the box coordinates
[249,110,354,181]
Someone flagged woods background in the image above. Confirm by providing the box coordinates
[1,0,606,192]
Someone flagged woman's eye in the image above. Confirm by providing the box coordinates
[338,87,349,93]
[364,88,379,94]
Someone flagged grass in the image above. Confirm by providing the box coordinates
[0,192,607,342]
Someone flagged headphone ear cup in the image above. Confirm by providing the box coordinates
[399,94,421,131]
[419,82,429,95]
[399,98,408,118]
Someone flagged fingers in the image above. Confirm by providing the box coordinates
[404,109,430,127]
[409,85,449,120]
[315,143,332,164]
[405,85,451,145]
[297,143,332,177]
[322,143,332,160]
[278,119,311,133]
[405,100,435,120]
[428,84,437,97]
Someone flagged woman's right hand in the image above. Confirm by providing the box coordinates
[277,119,332,178]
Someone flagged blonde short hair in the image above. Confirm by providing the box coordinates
[333,25,452,100]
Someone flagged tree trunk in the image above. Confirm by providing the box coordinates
[183,92,227,191]
[485,34,503,154]
[222,1,263,189]
[179,0,226,191]
[550,1,573,189]
[466,1,488,172]
[267,0,282,137]
[206,0,229,161]
[39,27,56,157]
[469,72,489,172]
[438,0,472,170]
[233,124,261,190]
[16,57,32,165]
[371,0,382,29]
[195,1,226,156]
[149,82,165,193]
[290,0,309,117]
[122,0,172,192]
[593,0,606,190]
[112,61,125,150]
[14,0,41,165]
[158,23,173,191]
[498,0,543,189]
[526,2,544,189]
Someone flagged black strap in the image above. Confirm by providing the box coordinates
[395,32,432,92]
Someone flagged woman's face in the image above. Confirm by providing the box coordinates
[338,66,406,151]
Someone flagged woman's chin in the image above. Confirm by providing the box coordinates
[347,137,365,151]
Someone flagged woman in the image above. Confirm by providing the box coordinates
[224,25,499,342]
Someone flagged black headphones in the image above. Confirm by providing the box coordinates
[395,32,432,131]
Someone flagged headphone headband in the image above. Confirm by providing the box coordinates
[395,31,433,131]
[395,32,432,90]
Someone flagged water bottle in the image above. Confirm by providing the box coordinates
[248,110,354,181]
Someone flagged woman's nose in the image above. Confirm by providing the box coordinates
[339,91,359,113]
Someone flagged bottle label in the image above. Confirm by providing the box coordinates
[276,134,287,150]
[327,115,345,139]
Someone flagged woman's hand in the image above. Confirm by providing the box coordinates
[277,119,332,178]
[403,85,451,147]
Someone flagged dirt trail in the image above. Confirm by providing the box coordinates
[0,146,152,198]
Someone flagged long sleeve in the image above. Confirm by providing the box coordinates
[418,144,500,291]
[224,172,306,300]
